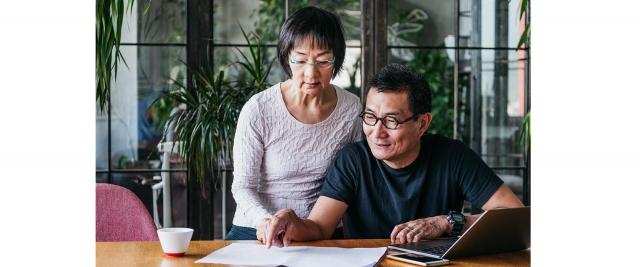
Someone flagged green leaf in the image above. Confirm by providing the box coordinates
[516,23,530,51]
[517,112,531,152]
[519,0,528,20]
[96,0,135,112]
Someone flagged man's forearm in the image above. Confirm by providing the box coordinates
[290,218,330,241]
[264,205,342,246]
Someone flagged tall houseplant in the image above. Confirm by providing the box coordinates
[160,27,275,190]
[96,0,135,111]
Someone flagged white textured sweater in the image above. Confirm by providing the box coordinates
[231,83,362,228]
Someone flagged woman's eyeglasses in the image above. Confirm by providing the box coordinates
[288,57,335,69]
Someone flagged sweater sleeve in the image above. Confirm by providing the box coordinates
[231,98,273,228]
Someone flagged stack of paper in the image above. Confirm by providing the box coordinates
[196,243,387,267]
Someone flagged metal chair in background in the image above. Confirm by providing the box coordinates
[152,141,182,229]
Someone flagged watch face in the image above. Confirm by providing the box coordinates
[451,213,464,223]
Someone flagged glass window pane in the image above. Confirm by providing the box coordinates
[458,0,522,48]
[388,48,455,138]
[138,0,187,43]
[387,0,522,48]
[96,173,108,183]
[213,46,287,87]
[120,0,187,44]
[456,48,527,164]
[387,0,455,47]
[334,47,361,96]
[214,0,282,45]
[120,2,138,44]
[97,108,109,170]
[108,45,186,170]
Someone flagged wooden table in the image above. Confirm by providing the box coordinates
[96,239,530,266]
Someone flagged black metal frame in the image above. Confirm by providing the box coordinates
[361,0,387,99]
[184,0,214,240]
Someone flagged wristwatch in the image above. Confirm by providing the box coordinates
[447,211,466,236]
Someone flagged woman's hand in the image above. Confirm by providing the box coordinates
[256,218,270,243]
[263,209,301,248]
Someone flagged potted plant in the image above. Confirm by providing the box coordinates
[159,26,275,192]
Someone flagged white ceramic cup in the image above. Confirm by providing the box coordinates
[157,228,194,257]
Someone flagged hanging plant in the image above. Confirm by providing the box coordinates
[96,0,135,111]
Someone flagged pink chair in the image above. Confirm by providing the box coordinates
[96,183,159,241]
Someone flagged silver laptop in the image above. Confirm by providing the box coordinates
[388,207,530,259]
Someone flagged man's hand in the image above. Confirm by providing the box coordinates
[390,215,451,244]
[263,209,302,248]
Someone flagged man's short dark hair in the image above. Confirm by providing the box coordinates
[366,63,432,114]
[277,6,346,79]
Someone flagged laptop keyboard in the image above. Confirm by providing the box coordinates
[390,239,457,257]
[421,245,450,256]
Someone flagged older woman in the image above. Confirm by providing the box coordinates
[226,6,361,240]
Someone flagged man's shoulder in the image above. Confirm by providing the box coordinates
[337,140,370,159]
[330,140,373,169]
[422,133,466,150]
[421,134,471,160]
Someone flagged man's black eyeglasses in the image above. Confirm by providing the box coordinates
[359,112,419,130]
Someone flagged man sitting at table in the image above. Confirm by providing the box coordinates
[259,63,524,247]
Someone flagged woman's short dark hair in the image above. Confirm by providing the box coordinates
[277,6,346,79]
[366,63,432,114]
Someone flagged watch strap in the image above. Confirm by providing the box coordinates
[448,211,465,236]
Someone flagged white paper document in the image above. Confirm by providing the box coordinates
[195,243,387,267]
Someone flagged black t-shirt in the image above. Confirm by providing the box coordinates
[319,134,503,239]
